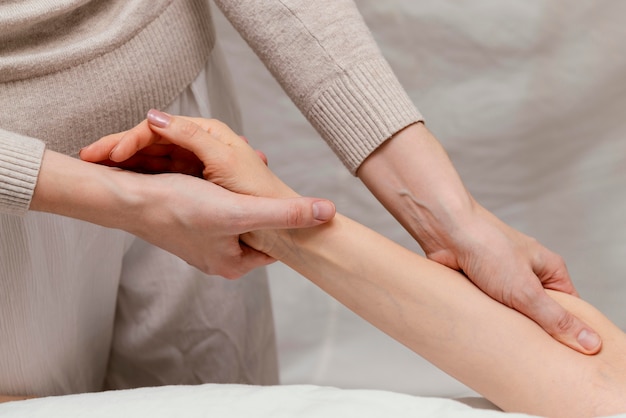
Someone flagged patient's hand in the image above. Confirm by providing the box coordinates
[81,110,297,200]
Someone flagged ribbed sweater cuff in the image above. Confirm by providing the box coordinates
[0,131,45,215]
[308,58,423,174]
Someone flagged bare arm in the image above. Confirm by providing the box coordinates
[30,148,334,279]
[87,113,626,416]
[246,213,626,417]
[358,122,601,355]
[212,0,599,355]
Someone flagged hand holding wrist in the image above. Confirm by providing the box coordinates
[77,112,336,277]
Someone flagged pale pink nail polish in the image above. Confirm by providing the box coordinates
[147,109,171,128]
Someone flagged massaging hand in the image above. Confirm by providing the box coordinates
[358,122,601,355]
[80,112,334,279]
[83,111,601,355]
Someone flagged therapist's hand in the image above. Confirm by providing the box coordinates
[81,113,293,199]
[36,149,334,280]
[357,122,602,355]
[79,111,335,279]
[122,172,322,279]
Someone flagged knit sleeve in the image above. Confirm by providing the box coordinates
[213,0,423,174]
[0,128,46,215]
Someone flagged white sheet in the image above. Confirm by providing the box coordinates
[0,384,537,418]
[3,3,620,415]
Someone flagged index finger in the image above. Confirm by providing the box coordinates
[145,109,241,165]
[79,119,162,163]
[109,119,166,162]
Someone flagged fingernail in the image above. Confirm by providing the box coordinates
[577,329,601,351]
[312,201,335,221]
[147,109,171,128]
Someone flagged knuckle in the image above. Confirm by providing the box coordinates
[550,253,566,268]
[214,261,244,280]
[509,284,552,316]
[554,311,577,334]
[228,206,249,229]
[204,118,226,136]
[179,119,202,140]
[511,282,542,309]
[286,203,306,228]
[536,245,555,262]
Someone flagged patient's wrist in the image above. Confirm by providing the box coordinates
[242,214,342,265]
[242,229,289,260]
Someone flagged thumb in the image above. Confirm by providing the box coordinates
[518,286,602,355]
[242,196,336,230]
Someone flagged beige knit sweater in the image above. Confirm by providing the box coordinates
[0,0,421,216]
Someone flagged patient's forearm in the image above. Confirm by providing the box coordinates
[89,113,623,415]
[244,216,626,417]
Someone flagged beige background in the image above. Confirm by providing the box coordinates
[212,0,626,398]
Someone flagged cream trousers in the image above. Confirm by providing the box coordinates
[0,46,278,396]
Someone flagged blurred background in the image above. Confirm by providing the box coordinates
[212,0,626,398]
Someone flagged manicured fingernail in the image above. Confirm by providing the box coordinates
[147,109,171,128]
[577,329,601,351]
[312,201,335,221]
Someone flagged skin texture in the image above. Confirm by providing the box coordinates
[82,113,626,416]
[81,112,602,356]
[249,213,626,417]
[357,122,601,355]
[29,148,335,279]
